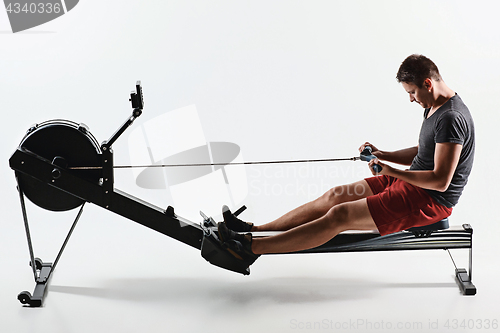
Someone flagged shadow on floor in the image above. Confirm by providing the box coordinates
[50,276,457,305]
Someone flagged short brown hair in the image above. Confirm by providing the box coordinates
[396,54,442,88]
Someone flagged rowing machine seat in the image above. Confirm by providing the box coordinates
[406,218,449,237]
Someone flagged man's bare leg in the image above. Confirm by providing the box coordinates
[251,198,376,254]
[252,180,373,232]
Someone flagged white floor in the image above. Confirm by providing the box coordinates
[1,197,498,333]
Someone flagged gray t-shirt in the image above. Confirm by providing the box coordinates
[409,94,475,208]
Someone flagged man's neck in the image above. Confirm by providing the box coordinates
[428,82,455,116]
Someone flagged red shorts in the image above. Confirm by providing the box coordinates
[365,175,452,236]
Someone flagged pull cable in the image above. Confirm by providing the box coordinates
[70,156,361,170]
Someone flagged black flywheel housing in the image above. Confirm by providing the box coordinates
[16,120,102,211]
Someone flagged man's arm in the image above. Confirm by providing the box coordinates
[370,142,462,192]
[374,146,418,166]
[360,142,417,166]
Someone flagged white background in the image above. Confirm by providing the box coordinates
[1,1,499,332]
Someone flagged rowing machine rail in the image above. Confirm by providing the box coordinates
[9,82,475,307]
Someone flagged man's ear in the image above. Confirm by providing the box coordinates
[423,78,433,91]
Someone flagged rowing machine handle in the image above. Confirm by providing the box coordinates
[360,146,382,173]
[102,81,144,149]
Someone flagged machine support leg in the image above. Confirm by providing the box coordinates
[469,244,473,282]
[52,203,85,271]
[16,182,85,307]
[17,179,37,282]
[446,248,476,296]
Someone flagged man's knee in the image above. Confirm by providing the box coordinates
[321,185,355,205]
[322,182,370,205]
[324,199,375,232]
[321,186,345,206]
[324,203,350,229]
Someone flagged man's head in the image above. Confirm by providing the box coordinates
[396,54,442,88]
[397,54,443,108]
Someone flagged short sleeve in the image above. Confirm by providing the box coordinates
[435,111,467,145]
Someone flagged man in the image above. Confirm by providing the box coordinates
[218,54,475,263]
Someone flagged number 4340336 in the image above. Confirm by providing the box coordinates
[5,2,62,14]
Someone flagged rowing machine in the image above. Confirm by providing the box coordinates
[200,209,475,296]
[9,81,475,307]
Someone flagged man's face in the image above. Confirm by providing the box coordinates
[401,82,433,109]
